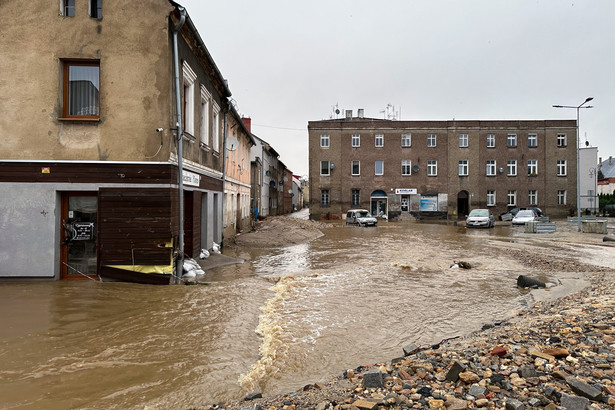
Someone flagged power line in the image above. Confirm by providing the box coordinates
[253,124,306,131]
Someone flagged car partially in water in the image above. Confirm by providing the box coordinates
[345,209,378,227]
[512,209,536,225]
[465,208,495,228]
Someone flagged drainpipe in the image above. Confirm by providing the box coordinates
[221,104,229,249]
[172,7,186,284]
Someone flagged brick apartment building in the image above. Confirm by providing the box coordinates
[308,111,577,221]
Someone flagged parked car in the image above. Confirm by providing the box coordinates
[466,209,495,228]
[500,207,542,221]
[345,209,378,227]
[512,209,536,225]
[602,204,615,217]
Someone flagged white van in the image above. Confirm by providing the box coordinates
[345,209,378,227]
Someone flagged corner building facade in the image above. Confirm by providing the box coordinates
[308,116,577,221]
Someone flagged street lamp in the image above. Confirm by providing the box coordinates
[553,97,594,232]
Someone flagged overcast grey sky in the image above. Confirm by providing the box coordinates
[179,0,615,177]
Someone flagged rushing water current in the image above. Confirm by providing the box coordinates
[0,221,594,409]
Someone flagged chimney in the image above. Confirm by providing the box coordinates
[345,110,353,119]
[610,156,613,165]
[357,108,364,118]
[242,117,251,133]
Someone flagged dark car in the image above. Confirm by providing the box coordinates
[500,207,542,221]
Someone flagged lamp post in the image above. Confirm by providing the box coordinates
[553,97,594,232]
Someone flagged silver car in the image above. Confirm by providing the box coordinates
[512,209,536,225]
[345,209,378,227]
[466,209,495,228]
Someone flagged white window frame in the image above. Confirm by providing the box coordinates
[321,189,330,207]
[486,160,496,176]
[375,160,384,176]
[558,190,567,205]
[352,134,360,147]
[199,85,211,147]
[487,190,496,207]
[528,190,537,206]
[487,133,495,148]
[351,160,360,176]
[557,133,567,147]
[507,133,517,147]
[401,160,412,176]
[427,160,437,176]
[528,160,538,176]
[375,134,384,147]
[507,190,517,206]
[320,160,330,176]
[212,102,220,152]
[427,134,437,147]
[401,133,411,147]
[182,61,197,136]
[320,134,330,148]
[557,160,567,176]
[459,134,468,148]
[528,133,537,147]
[507,160,517,176]
[458,160,468,176]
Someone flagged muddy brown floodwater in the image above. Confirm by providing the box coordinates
[0,220,606,409]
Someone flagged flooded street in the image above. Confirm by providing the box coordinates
[0,221,604,409]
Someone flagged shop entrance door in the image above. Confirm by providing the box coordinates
[60,192,98,279]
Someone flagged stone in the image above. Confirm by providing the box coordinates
[491,346,507,357]
[398,369,411,380]
[352,399,379,409]
[542,348,570,358]
[560,393,590,410]
[403,344,419,356]
[244,392,263,401]
[469,384,487,397]
[519,366,538,378]
[565,376,603,401]
[528,398,542,407]
[363,370,384,389]
[445,396,468,410]
[446,360,467,382]
[428,399,445,409]
[475,398,489,407]
[529,349,555,362]
[603,385,615,396]
[459,371,480,383]
[505,398,525,410]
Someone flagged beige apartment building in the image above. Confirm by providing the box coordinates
[308,113,577,221]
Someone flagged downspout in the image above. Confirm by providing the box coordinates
[172,7,186,284]
[221,104,229,248]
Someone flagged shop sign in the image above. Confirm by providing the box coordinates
[395,188,417,195]
[183,170,201,187]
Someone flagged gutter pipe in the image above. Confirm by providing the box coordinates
[172,6,186,284]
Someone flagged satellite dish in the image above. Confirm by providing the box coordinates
[225,136,239,151]
[288,189,293,194]
[412,165,419,173]
[335,109,340,115]
[330,163,335,170]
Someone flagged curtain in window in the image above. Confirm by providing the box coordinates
[69,65,99,116]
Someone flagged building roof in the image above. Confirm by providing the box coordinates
[599,157,615,178]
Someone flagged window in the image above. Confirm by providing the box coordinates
[320,160,330,176]
[486,134,495,148]
[61,60,100,119]
[351,160,360,176]
[352,134,360,147]
[212,103,220,151]
[486,160,496,176]
[351,189,360,207]
[199,85,211,147]
[401,133,411,147]
[557,160,567,176]
[459,134,468,148]
[402,160,412,176]
[558,190,567,205]
[375,134,384,147]
[528,134,537,147]
[528,190,537,205]
[321,189,330,207]
[528,160,538,176]
[89,0,102,18]
[458,160,468,176]
[427,160,437,176]
[182,61,197,135]
[557,133,567,147]
[62,0,75,16]
[428,134,437,147]
[507,160,517,176]
[507,134,517,147]
[320,134,330,148]
[375,160,384,176]
[487,190,496,207]
[507,190,517,206]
